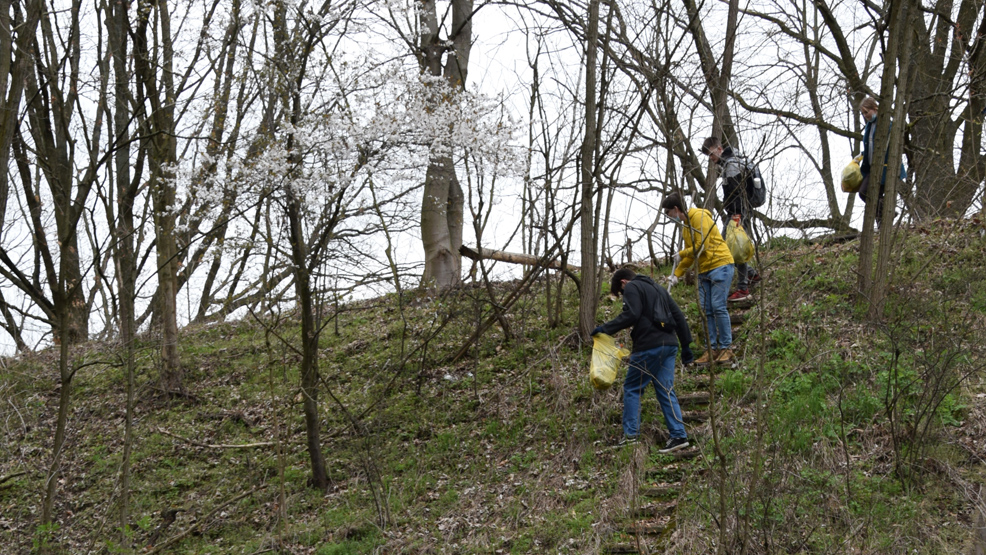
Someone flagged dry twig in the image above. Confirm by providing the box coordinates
[155,427,273,449]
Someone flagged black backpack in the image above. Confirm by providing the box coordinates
[636,280,675,332]
[724,155,768,208]
[746,160,767,207]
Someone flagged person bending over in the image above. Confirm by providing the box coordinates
[593,269,694,453]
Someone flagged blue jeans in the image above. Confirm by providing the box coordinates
[698,264,733,349]
[623,345,686,439]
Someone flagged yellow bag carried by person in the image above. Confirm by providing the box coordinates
[725,216,754,265]
[841,155,863,193]
[590,333,629,390]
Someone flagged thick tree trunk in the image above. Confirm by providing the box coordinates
[906,92,961,219]
[55,235,89,344]
[421,155,464,287]
[153,189,183,393]
[417,0,472,289]
[904,0,985,219]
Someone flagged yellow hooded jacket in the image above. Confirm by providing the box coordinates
[673,207,734,277]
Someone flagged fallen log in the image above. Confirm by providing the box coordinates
[459,245,580,272]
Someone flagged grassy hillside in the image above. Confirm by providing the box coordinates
[2,219,985,554]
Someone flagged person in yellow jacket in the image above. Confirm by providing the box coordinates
[661,193,735,364]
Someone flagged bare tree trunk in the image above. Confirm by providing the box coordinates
[682,0,739,212]
[460,245,579,271]
[284,183,329,491]
[152,179,182,392]
[271,0,333,490]
[41,321,73,527]
[105,0,137,541]
[857,178,878,305]
[8,0,104,532]
[869,0,916,319]
[421,157,465,287]
[683,0,739,150]
[578,0,600,341]
[905,0,985,219]
[418,0,472,289]
[859,1,903,309]
[134,0,182,393]
[0,0,42,231]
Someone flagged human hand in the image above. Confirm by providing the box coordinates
[681,346,694,366]
[591,326,604,337]
[673,253,681,267]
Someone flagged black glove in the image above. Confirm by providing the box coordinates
[680,346,694,366]
[591,326,604,336]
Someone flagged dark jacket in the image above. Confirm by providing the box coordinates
[717,146,749,218]
[597,275,692,354]
[860,117,907,185]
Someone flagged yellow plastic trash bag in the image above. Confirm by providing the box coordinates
[841,155,863,193]
[725,216,754,265]
[590,333,629,390]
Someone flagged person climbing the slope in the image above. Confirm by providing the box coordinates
[700,136,761,301]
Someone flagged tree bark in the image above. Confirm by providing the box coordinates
[460,245,580,271]
[133,0,183,393]
[903,0,985,219]
[869,0,916,319]
[578,0,600,341]
[0,0,42,232]
[421,156,465,287]
[418,0,473,289]
[105,0,137,541]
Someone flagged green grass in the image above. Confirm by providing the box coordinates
[2,223,985,553]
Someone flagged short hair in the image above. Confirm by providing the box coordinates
[610,268,636,296]
[661,192,686,214]
[700,137,722,155]
[860,96,878,112]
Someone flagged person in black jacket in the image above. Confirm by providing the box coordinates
[592,268,694,452]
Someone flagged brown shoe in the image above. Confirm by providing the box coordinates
[716,349,735,363]
[694,349,716,366]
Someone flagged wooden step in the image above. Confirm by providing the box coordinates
[623,520,667,535]
[671,447,701,460]
[633,501,676,518]
[644,468,685,482]
[676,377,709,390]
[640,484,680,498]
[681,410,708,423]
[677,391,710,407]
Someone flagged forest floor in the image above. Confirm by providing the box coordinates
[2,217,986,554]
